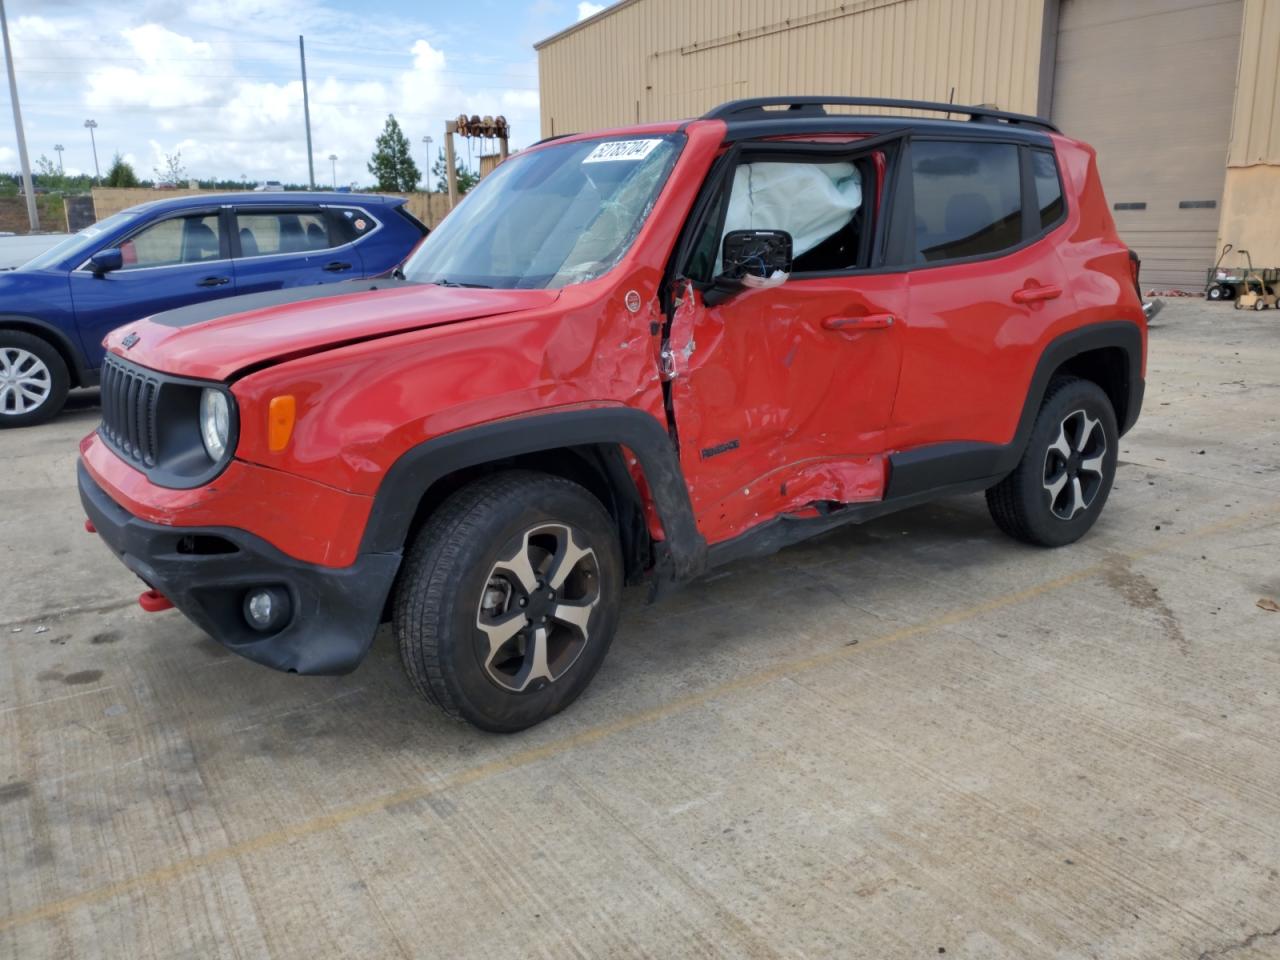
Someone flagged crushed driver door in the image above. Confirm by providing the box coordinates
[665,132,909,545]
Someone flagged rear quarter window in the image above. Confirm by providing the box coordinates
[1031,149,1064,230]
[329,208,379,245]
[911,141,1022,263]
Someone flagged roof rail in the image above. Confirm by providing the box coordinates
[702,96,1059,133]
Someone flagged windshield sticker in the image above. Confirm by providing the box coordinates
[582,139,663,164]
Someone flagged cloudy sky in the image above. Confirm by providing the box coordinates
[1,0,610,187]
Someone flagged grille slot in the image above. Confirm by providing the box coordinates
[99,355,161,467]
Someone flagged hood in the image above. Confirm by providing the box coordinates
[107,278,560,380]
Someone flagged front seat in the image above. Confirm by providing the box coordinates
[182,222,219,262]
[239,227,259,257]
[279,217,306,253]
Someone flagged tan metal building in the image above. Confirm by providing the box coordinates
[536,0,1280,290]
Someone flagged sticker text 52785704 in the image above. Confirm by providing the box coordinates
[582,139,663,164]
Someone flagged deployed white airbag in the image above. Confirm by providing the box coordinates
[721,162,862,260]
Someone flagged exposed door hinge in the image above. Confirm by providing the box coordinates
[660,347,677,381]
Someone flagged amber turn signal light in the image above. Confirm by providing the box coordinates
[267,395,296,452]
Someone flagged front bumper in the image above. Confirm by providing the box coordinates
[79,462,402,675]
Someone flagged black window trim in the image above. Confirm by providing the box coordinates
[668,128,1071,290]
[76,206,230,273]
[892,136,1070,272]
[227,203,381,260]
[671,127,911,289]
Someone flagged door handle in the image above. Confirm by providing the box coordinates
[196,275,230,287]
[822,313,896,331]
[1012,284,1062,304]
[323,261,353,272]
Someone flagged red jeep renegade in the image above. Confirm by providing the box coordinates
[80,97,1150,731]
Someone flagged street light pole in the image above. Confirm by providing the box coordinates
[299,36,315,189]
[422,136,432,189]
[54,144,64,173]
[1,0,39,231]
[84,119,100,183]
[328,154,337,189]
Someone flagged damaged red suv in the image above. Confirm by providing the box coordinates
[80,97,1150,731]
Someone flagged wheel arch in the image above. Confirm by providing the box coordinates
[1035,321,1143,438]
[0,314,92,388]
[361,407,707,583]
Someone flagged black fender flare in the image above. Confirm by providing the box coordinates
[0,313,94,386]
[886,320,1144,499]
[360,406,706,579]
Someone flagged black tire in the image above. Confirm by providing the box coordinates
[1207,285,1223,300]
[393,470,623,732]
[986,376,1119,547]
[0,330,69,428]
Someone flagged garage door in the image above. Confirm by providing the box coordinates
[1051,0,1242,290]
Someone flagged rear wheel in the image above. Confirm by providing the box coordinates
[986,377,1119,547]
[0,331,69,428]
[393,471,623,732]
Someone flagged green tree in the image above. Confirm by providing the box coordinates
[367,115,421,192]
[105,154,141,188]
[431,148,479,196]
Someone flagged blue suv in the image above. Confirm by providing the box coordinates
[0,192,428,426]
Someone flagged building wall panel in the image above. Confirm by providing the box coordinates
[1227,0,1280,166]
[537,0,1050,138]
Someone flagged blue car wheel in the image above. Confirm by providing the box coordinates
[0,330,70,428]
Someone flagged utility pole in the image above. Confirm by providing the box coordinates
[1,0,39,231]
[422,135,432,190]
[84,119,100,183]
[54,143,64,173]
[444,121,458,208]
[328,154,337,189]
[299,36,315,189]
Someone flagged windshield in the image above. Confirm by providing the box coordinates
[21,212,138,271]
[402,135,681,289]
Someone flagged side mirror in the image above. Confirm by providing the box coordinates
[705,229,793,306]
[90,248,123,278]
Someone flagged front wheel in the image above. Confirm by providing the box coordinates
[1207,285,1223,300]
[0,331,69,428]
[393,471,623,732]
[986,377,1119,547]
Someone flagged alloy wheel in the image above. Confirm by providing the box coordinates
[475,522,600,693]
[1042,408,1107,520]
[0,347,52,416]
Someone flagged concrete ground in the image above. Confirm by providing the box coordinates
[2,298,1279,960]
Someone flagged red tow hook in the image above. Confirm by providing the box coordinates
[138,589,174,613]
[84,519,97,534]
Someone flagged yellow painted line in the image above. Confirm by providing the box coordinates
[2,502,1275,933]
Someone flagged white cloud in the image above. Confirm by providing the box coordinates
[577,3,606,21]
[7,7,542,188]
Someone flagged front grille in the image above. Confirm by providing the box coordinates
[99,355,161,467]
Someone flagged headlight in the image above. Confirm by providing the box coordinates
[199,389,230,461]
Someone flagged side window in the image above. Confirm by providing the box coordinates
[329,208,378,245]
[236,209,332,257]
[718,160,868,274]
[1031,149,1064,230]
[118,214,222,269]
[911,141,1022,262]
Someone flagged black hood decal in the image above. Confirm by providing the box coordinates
[150,276,418,328]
